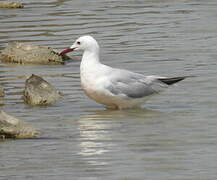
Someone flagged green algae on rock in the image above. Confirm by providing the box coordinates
[0,2,24,8]
[0,42,70,65]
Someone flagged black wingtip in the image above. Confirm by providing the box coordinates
[158,76,193,85]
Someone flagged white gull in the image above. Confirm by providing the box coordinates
[60,35,187,109]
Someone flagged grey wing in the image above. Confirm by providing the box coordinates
[106,69,168,99]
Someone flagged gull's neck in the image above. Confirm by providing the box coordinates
[80,46,101,72]
[80,47,103,86]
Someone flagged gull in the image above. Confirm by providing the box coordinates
[60,35,188,109]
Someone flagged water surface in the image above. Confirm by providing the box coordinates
[0,0,217,179]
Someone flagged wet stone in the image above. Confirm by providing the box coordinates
[0,110,39,139]
[0,86,4,97]
[0,86,5,106]
[23,74,61,106]
[0,2,24,8]
[0,42,70,65]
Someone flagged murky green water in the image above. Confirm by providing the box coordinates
[0,0,217,179]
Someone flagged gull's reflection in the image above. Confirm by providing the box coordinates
[77,110,114,159]
[77,108,160,165]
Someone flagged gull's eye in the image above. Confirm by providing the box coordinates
[77,41,81,45]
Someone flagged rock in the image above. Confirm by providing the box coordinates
[23,74,61,105]
[0,110,39,139]
[0,42,70,65]
[0,86,5,106]
[0,86,4,97]
[0,2,24,8]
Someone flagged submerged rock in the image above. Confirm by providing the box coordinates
[0,110,39,139]
[0,2,23,8]
[23,74,61,105]
[0,42,70,65]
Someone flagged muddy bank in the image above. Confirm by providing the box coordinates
[0,110,39,139]
[0,42,70,65]
[23,74,61,105]
[0,2,23,8]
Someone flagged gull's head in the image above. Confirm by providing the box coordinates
[60,35,99,55]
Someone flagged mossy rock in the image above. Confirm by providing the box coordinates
[0,42,70,65]
[0,2,24,8]
[0,110,39,139]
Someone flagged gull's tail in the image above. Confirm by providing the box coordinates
[158,76,193,85]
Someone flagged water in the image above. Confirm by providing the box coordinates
[0,0,217,179]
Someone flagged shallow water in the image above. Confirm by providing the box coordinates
[0,0,217,179]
